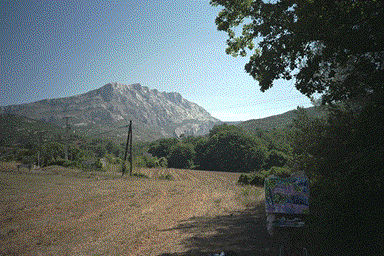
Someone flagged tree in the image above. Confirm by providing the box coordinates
[106,141,120,157]
[200,124,267,172]
[288,104,384,255]
[211,0,384,104]
[265,149,289,169]
[94,144,107,158]
[41,142,65,165]
[167,143,195,169]
[148,138,179,158]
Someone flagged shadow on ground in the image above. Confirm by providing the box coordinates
[158,205,314,256]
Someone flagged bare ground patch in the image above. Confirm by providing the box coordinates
[0,163,301,255]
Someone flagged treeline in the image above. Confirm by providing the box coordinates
[147,122,293,175]
[0,133,123,171]
[287,102,383,254]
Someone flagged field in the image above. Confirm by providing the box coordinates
[0,162,295,256]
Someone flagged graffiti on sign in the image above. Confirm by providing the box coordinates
[265,175,309,215]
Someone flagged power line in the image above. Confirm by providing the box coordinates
[77,124,129,140]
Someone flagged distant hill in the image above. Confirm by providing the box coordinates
[224,121,242,126]
[0,113,66,147]
[237,106,327,133]
[1,83,221,142]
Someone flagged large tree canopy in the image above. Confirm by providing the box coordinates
[211,0,384,103]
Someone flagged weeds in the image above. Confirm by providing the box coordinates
[158,174,173,180]
[131,173,149,179]
[213,198,222,204]
[236,185,263,208]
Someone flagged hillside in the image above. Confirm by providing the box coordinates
[237,106,327,133]
[1,83,221,142]
[0,114,66,147]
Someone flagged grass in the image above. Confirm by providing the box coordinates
[236,185,264,208]
[130,172,150,179]
[158,174,173,180]
[213,198,222,204]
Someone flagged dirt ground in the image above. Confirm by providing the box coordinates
[0,162,306,256]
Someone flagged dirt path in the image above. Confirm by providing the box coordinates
[0,163,288,256]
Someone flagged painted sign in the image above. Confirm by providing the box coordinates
[265,175,309,214]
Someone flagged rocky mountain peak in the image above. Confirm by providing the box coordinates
[1,83,221,141]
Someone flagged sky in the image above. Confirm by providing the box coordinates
[0,0,313,121]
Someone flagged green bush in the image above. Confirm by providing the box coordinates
[94,159,103,171]
[238,173,253,185]
[238,167,292,186]
[263,166,292,178]
[131,173,149,179]
[249,173,265,186]
[159,174,173,180]
[157,157,168,168]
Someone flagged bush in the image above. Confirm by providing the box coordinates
[131,173,149,179]
[263,166,292,178]
[238,173,253,185]
[159,174,173,180]
[157,157,168,168]
[143,155,157,168]
[249,173,265,186]
[167,143,195,169]
[238,166,292,186]
[265,149,289,169]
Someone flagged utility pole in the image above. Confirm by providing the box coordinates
[129,120,133,176]
[122,120,133,176]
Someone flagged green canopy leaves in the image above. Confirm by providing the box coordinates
[211,0,384,103]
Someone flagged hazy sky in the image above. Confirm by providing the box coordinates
[0,0,312,121]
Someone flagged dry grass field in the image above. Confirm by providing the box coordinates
[0,162,293,256]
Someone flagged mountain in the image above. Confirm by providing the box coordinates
[237,106,327,133]
[0,113,67,147]
[1,83,221,142]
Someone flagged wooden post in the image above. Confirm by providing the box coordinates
[122,121,131,176]
[129,120,133,176]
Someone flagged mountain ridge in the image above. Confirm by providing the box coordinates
[1,83,221,141]
[237,106,327,133]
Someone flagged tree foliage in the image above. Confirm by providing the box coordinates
[148,138,179,158]
[287,104,383,254]
[167,143,195,169]
[200,124,268,172]
[211,0,384,103]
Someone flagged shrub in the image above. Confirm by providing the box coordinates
[263,166,292,178]
[249,173,265,186]
[238,173,253,185]
[131,173,149,179]
[265,149,289,169]
[157,157,168,168]
[159,174,173,180]
[238,167,292,186]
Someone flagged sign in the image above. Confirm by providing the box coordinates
[265,175,309,215]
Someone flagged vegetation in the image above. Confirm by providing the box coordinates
[167,143,195,169]
[131,173,150,179]
[238,166,292,186]
[237,106,327,132]
[210,0,383,104]
[158,174,173,180]
[210,0,383,254]
[147,123,293,174]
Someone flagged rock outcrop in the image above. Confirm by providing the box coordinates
[1,83,221,141]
